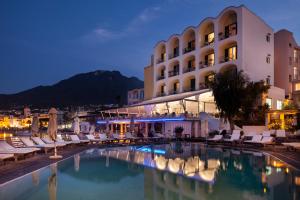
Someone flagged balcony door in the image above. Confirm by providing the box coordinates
[225,46,237,61]
[190,78,195,91]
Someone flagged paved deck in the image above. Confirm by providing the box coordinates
[0,142,299,185]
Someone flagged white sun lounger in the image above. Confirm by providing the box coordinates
[244,135,263,144]
[224,130,240,142]
[99,133,112,143]
[20,137,53,153]
[31,137,56,148]
[0,141,39,160]
[86,134,101,143]
[207,135,223,141]
[55,135,74,145]
[70,135,89,143]
[41,136,66,147]
[282,142,300,150]
[258,136,274,145]
[0,153,14,161]
[262,131,271,137]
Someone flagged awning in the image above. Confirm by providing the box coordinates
[130,89,210,107]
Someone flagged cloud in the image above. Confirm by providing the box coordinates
[82,6,161,43]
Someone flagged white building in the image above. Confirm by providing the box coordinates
[144,5,284,112]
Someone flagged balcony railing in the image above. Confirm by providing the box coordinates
[199,83,209,90]
[183,41,195,54]
[201,39,215,47]
[218,24,237,41]
[168,70,180,77]
[157,92,166,97]
[219,56,237,63]
[169,52,179,59]
[157,75,165,81]
[183,67,195,73]
[199,60,214,69]
[184,87,196,92]
[156,58,165,64]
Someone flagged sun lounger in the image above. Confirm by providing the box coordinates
[224,130,240,142]
[282,142,300,150]
[244,135,263,144]
[86,134,101,143]
[0,141,39,161]
[257,136,274,145]
[20,137,53,153]
[0,153,14,163]
[70,135,89,144]
[41,136,66,147]
[262,131,271,137]
[207,135,223,141]
[31,137,57,148]
[99,133,113,143]
[276,130,286,138]
[55,135,74,145]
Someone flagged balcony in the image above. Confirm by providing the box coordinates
[199,82,209,90]
[170,90,179,95]
[199,60,214,69]
[168,70,180,77]
[218,23,237,41]
[183,41,195,54]
[169,52,179,60]
[201,38,215,48]
[157,92,166,97]
[183,67,195,73]
[219,55,237,63]
[157,75,165,81]
[184,87,196,92]
[156,58,165,64]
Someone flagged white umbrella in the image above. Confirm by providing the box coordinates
[48,108,62,159]
[47,108,57,140]
[73,117,80,134]
[31,113,39,137]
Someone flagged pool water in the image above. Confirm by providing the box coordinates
[0,143,299,200]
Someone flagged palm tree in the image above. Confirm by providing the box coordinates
[207,68,247,131]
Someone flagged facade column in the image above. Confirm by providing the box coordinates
[145,123,149,137]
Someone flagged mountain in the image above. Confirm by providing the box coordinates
[0,70,144,109]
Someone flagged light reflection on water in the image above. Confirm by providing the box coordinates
[0,143,299,200]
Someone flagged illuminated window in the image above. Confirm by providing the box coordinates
[293,67,298,80]
[276,100,282,110]
[225,46,237,61]
[266,98,272,108]
[206,32,215,44]
[295,83,300,91]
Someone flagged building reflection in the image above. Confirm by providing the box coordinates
[99,143,300,200]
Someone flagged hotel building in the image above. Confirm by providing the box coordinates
[144,5,284,114]
[100,5,287,137]
[274,29,300,106]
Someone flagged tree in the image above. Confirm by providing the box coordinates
[207,68,247,131]
[208,68,269,131]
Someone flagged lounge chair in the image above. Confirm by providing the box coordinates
[262,131,271,137]
[20,137,53,154]
[282,142,300,150]
[0,153,14,160]
[86,134,101,143]
[125,132,140,142]
[70,135,89,144]
[0,141,39,161]
[224,130,240,142]
[276,130,286,138]
[244,135,263,144]
[32,137,57,147]
[55,135,74,145]
[99,133,113,143]
[257,136,274,146]
[41,136,66,147]
[207,135,223,142]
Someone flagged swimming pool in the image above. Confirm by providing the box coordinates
[0,143,299,200]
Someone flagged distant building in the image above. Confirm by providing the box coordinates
[274,29,300,106]
[23,107,31,118]
[127,88,144,105]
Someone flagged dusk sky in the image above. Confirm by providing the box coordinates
[0,0,299,94]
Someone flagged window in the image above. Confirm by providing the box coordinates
[266,98,272,108]
[266,33,271,42]
[276,100,282,110]
[266,56,270,64]
[295,83,300,91]
[289,75,292,82]
[293,67,298,80]
[205,32,215,44]
[225,46,237,61]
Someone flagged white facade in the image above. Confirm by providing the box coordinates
[152,5,274,99]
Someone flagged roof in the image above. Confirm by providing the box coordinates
[131,89,210,107]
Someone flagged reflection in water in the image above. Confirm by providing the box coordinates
[48,163,57,200]
[31,171,40,186]
[74,154,80,172]
[0,143,299,200]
